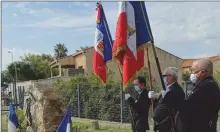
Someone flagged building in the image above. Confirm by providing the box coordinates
[49,45,184,85]
[182,56,220,73]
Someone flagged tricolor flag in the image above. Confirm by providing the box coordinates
[93,2,113,84]
[8,104,19,132]
[56,106,72,132]
[113,1,153,91]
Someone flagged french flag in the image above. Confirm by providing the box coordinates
[93,2,113,84]
[113,1,153,91]
[56,106,72,132]
[8,104,19,132]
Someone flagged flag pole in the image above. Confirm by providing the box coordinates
[145,47,155,128]
[117,64,135,125]
[97,0,134,125]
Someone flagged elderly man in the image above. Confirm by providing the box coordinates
[125,76,151,132]
[148,67,185,132]
[181,59,220,132]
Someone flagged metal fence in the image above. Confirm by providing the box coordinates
[68,81,219,129]
[69,84,132,123]
[1,83,25,111]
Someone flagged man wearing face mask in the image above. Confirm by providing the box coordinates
[181,59,220,132]
[148,67,185,132]
[125,76,151,132]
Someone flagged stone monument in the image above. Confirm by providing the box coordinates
[24,85,66,132]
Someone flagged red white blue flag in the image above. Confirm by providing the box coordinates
[93,2,113,84]
[113,1,153,91]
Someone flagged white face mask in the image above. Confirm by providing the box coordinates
[190,74,198,83]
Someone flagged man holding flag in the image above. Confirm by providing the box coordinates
[113,1,153,91]
[113,1,154,132]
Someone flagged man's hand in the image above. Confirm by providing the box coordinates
[125,93,131,100]
[148,91,157,99]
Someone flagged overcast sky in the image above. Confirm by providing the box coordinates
[2,2,220,70]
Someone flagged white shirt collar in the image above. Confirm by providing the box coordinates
[166,82,175,91]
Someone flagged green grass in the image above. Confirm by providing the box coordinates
[72,122,131,132]
[2,112,8,132]
[1,113,131,132]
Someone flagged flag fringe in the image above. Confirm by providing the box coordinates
[137,41,152,51]
[112,45,126,58]
[93,67,107,86]
[123,73,137,92]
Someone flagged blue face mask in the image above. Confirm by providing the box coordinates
[163,76,168,86]
[134,85,142,93]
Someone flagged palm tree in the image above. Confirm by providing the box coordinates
[80,46,90,51]
[54,43,68,59]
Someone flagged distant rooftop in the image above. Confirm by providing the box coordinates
[182,55,220,68]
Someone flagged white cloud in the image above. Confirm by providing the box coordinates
[3,2,220,59]
[12,13,18,17]
[2,3,9,9]
[13,2,30,13]
[22,4,117,31]
[71,2,91,7]
[21,2,220,42]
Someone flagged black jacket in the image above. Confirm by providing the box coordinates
[181,76,220,132]
[127,89,151,131]
[153,82,185,131]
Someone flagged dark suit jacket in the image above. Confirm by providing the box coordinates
[127,89,151,131]
[181,76,220,132]
[153,82,185,131]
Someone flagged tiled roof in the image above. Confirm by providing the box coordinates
[182,56,220,68]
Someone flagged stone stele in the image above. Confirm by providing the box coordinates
[24,85,66,132]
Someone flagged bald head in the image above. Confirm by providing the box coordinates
[192,58,213,76]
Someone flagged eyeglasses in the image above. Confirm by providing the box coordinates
[162,75,171,77]
[190,69,207,74]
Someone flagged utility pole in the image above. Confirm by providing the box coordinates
[8,51,18,108]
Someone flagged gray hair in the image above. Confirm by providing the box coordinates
[163,67,178,80]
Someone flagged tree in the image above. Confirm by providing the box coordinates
[41,54,54,62]
[182,71,190,81]
[4,53,56,82]
[1,70,12,83]
[80,46,90,51]
[54,43,68,59]
[21,54,53,79]
[7,61,37,81]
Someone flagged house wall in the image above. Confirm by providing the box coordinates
[84,48,121,80]
[74,54,86,69]
[146,44,184,86]
[84,46,184,86]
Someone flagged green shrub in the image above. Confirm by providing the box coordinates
[182,71,190,81]
[16,109,27,132]
[54,68,158,122]
[2,110,27,132]
[214,70,220,86]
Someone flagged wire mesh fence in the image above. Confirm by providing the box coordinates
[67,81,220,131]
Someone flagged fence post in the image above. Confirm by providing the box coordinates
[120,85,123,123]
[77,83,81,118]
